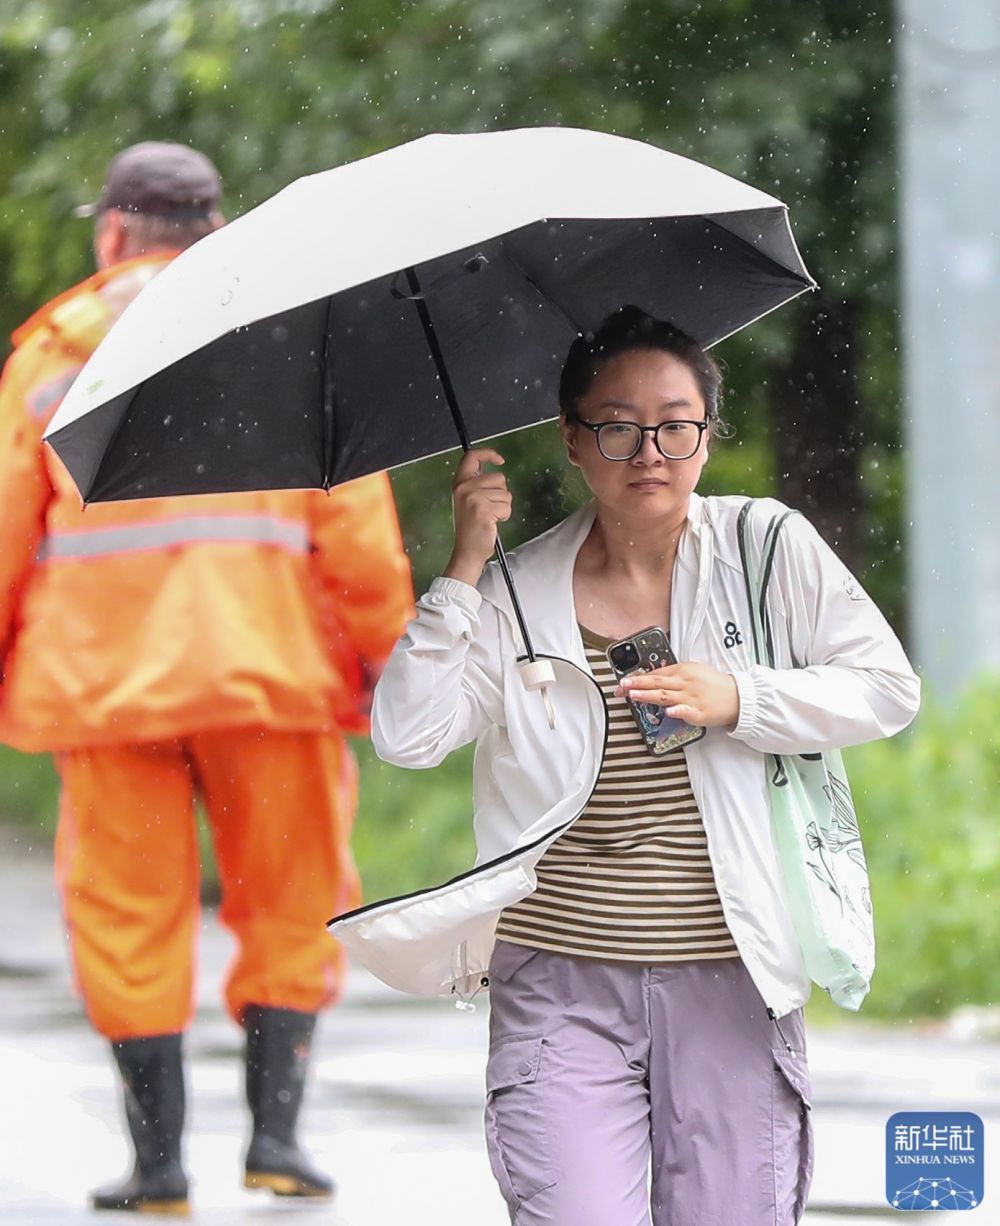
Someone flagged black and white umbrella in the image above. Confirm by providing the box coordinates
[45,126,815,720]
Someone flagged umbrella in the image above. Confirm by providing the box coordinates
[45,126,815,721]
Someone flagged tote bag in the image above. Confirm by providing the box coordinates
[737,500,875,1010]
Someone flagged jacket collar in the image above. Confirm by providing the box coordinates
[481,492,713,663]
[12,253,176,350]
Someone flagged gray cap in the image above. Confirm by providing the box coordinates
[75,142,222,219]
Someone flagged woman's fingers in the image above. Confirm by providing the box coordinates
[617,663,740,728]
[617,667,683,698]
[618,684,682,707]
[489,495,513,521]
[463,500,512,527]
[456,487,512,512]
[443,450,513,585]
[455,472,509,494]
[453,448,505,484]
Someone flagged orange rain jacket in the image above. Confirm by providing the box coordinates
[0,255,414,753]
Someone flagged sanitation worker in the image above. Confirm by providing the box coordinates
[0,142,414,1215]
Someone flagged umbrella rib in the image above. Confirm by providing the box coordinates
[500,241,586,337]
[84,385,142,503]
[703,212,816,288]
[320,296,337,488]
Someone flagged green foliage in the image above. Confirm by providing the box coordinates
[0,745,58,833]
[350,739,477,903]
[0,0,906,609]
[840,679,1000,1020]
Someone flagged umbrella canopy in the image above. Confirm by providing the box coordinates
[45,126,814,504]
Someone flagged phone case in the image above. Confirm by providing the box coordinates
[606,626,707,755]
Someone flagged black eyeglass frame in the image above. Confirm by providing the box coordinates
[572,417,710,461]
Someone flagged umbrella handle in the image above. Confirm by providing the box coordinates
[518,659,557,730]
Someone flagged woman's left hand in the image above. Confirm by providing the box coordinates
[616,662,740,729]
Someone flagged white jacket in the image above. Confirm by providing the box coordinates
[328,494,920,1018]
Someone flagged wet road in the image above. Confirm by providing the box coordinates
[2,836,995,1224]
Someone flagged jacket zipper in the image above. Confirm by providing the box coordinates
[767,1007,796,1055]
[676,516,715,660]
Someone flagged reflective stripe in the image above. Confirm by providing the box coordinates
[36,515,311,562]
[28,367,83,422]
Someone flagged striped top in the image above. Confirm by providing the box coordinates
[495,625,740,963]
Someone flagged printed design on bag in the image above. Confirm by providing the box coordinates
[829,774,867,869]
[803,772,866,921]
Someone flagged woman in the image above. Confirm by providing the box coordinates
[355,307,920,1225]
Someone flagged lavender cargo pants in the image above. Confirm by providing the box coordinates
[484,941,813,1226]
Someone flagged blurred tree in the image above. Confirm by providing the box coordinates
[579,1,902,584]
[0,0,902,612]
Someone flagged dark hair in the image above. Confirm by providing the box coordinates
[559,306,727,433]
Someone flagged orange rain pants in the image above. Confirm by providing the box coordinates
[54,726,360,1041]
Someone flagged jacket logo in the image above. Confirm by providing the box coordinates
[723,620,744,649]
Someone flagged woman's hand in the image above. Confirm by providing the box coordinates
[617,662,740,729]
[443,449,512,586]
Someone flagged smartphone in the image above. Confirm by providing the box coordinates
[606,626,706,755]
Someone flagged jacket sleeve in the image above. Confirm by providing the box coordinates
[370,576,506,770]
[309,472,415,668]
[0,349,53,670]
[728,510,921,755]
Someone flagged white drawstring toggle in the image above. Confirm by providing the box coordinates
[517,658,557,730]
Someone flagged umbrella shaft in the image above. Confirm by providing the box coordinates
[404,267,472,452]
[491,536,537,664]
[404,266,536,664]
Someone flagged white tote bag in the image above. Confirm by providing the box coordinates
[737,500,875,1010]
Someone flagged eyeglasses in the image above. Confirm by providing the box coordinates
[573,417,709,461]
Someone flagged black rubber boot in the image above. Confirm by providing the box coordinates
[90,1033,190,1215]
[243,1005,334,1199]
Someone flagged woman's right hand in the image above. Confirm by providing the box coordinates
[443,449,512,586]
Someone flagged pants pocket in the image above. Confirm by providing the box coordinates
[484,1034,556,1212]
[488,939,543,986]
[771,1047,814,1225]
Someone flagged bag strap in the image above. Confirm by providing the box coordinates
[737,499,801,788]
[736,499,799,669]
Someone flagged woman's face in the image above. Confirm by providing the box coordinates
[560,348,710,522]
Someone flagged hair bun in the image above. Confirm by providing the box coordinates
[558,305,724,423]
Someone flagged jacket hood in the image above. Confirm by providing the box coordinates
[12,254,174,357]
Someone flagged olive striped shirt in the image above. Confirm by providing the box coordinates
[495,625,740,962]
